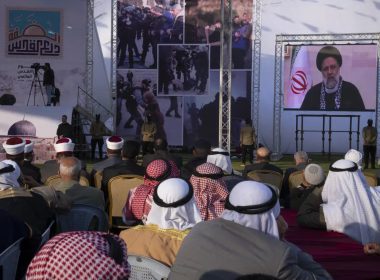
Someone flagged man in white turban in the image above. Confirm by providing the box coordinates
[169,181,331,280]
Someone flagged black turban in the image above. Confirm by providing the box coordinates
[316,46,342,71]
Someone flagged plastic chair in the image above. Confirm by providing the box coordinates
[128,255,170,280]
[288,170,304,190]
[40,220,55,248]
[247,169,283,192]
[108,175,144,228]
[94,171,103,189]
[46,175,90,187]
[363,172,378,187]
[0,238,23,280]
[56,204,108,233]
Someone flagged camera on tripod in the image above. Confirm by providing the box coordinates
[30,63,46,71]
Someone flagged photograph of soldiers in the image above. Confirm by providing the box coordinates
[116,69,183,146]
[183,71,251,148]
[117,0,184,70]
[157,44,209,96]
[185,0,253,69]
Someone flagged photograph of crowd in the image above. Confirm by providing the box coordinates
[158,44,209,96]
[183,70,252,148]
[117,0,184,69]
[185,0,254,69]
[116,69,183,145]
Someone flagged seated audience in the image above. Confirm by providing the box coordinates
[0,208,30,253]
[143,138,183,169]
[101,140,145,196]
[21,140,42,187]
[52,157,105,210]
[189,162,229,221]
[0,160,53,278]
[169,181,332,279]
[40,138,89,183]
[207,147,244,191]
[290,163,325,210]
[243,147,283,178]
[280,151,309,207]
[123,159,180,223]
[297,159,380,244]
[120,178,202,266]
[91,135,124,180]
[26,232,130,280]
[182,139,211,180]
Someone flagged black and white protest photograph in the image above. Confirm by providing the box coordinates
[157,44,209,96]
[117,0,184,69]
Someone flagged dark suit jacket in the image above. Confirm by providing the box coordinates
[142,150,182,169]
[21,161,42,184]
[243,161,283,178]
[101,159,145,195]
[170,218,332,280]
[181,156,207,180]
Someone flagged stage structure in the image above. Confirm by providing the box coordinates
[273,33,380,159]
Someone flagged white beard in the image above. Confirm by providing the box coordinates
[323,76,340,94]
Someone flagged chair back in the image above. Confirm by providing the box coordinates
[94,171,103,189]
[46,175,89,187]
[40,221,55,249]
[0,238,23,280]
[108,175,144,228]
[288,170,304,190]
[128,255,170,280]
[56,204,108,233]
[363,172,378,187]
[247,169,283,192]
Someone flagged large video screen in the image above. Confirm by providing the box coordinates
[283,44,377,111]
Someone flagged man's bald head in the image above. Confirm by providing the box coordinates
[256,147,270,162]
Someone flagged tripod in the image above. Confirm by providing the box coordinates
[27,69,45,106]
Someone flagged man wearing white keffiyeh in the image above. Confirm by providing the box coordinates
[169,181,332,280]
[298,159,380,245]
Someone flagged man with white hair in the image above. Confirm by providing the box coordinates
[297,159,380,245]
[281,151,309,207]
[169,181,331,279]
[52,157,105,210]
[120,178,202,266]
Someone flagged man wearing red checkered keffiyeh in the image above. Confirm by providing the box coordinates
[189,162,229,221]
[123,159,180,223]
[26,231,130,280]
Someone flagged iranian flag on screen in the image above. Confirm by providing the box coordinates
[287,46,313,108]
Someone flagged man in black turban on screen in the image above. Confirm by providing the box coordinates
[300,46,365,111]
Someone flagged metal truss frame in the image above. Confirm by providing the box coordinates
[218,0,233,151]
[86,0,94,104]
[111,0,117,102]
[273,33,380,159]
[251,0,262,144]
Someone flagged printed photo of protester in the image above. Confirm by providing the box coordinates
[157,44,209,96]
[185,0,254,69]
[116,69,183,145]
[117,0,184,69]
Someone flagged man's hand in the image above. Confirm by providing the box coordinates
[364,243,380,255]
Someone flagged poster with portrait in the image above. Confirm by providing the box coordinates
[116,69,183,145]
[185,0,254,70]
[283,44,377,111]
[157,44,209,96]
[183,70,251,148]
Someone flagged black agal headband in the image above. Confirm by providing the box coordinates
[145,159,172,182]
[225,184,277,215]
[192,167,224,180]
[0,164,15,175]
[329,162,358,172]
[153,179,194,208]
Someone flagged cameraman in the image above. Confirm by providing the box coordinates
[43,63,55,106]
